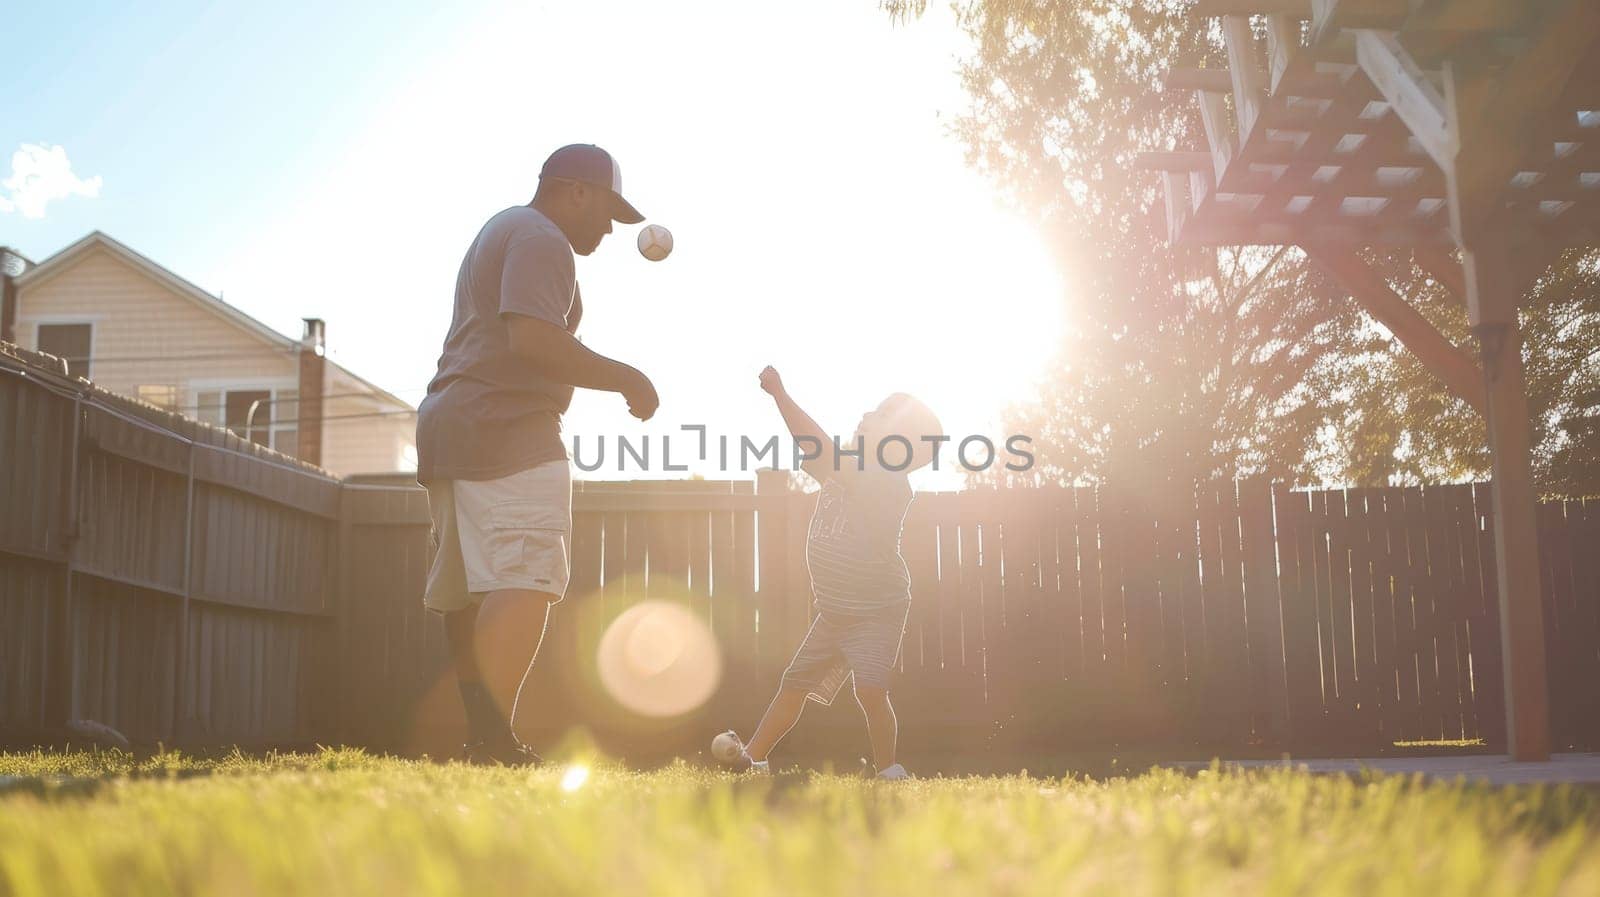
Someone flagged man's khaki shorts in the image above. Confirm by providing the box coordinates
[424,459,572,613]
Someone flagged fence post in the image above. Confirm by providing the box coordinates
[755,469,790,676]
[45,394,84,733]
[171,441,197,744]
[1238,477,1288,743]
[333,486,355,745]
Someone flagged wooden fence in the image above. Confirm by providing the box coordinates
[385,477,1600,762]
[3,341,1597,760]
[1,342,344,748]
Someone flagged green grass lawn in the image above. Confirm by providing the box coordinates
[2,749,1597,897]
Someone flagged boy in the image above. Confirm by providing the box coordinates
[717,365,942,780]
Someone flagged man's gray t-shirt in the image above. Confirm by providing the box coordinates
[416,206,577,483]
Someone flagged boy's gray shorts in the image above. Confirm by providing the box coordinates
[780,605,910,705]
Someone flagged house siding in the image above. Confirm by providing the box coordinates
[16,245,297,411]
[321,366,418,477]
[14,239,417,477]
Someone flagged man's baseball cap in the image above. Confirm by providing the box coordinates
[539,144,645,224]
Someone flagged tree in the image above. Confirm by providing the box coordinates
[887,1,1363,490]
[890,0,1600,496]
[1315,251,1600,494]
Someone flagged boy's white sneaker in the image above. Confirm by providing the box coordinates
[714,730,770,774]
[729,751,769,774]
[876,763,911,781]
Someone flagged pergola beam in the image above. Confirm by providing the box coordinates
[1311,0,1406,44]
[1413,245,1467,302]
[1266,14,1303,91]
[1415,243,1571,308]
[1163,68,1234,93]
[1193,0,1312,16]
[1224,15,1268,140]
[1510,244,1567,297]
[1354,29,1455,171]
[1446,0,1600,268]
[1405,0,1530,34]
[1303,245,1486,412]
[1162,171,1195,244]
[1134,152,1215,172]
[1196,89,1237,184]
[1151,2,1599,762]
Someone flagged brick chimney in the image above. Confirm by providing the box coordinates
[0,247,23,344]
[297,318,326,466]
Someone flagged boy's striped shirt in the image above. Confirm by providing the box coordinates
[805,468,913,615]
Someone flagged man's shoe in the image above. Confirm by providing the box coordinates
[463,739,543,767]
[876,763,911,781]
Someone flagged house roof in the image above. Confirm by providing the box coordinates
[16,231,415,411]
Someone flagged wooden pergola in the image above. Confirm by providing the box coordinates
[1139,0,1600,760]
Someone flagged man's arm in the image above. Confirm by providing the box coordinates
[759,366,837,483]
[507,314,657,420]
[566,283,583,335]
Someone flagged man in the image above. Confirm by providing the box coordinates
[415,144,659,764]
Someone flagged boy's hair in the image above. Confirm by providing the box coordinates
[880,392,943,471]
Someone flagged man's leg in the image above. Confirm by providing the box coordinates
[439,460,573,761]
[444,605,492,744]
[445,589,554,752]
[854,685,897,771]
[474,589,555,734]
[744,687,810,762]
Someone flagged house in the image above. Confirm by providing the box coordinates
[0,233,416,476]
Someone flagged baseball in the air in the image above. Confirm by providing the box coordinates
[637,224,674,261]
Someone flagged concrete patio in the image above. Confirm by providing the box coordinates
[1176,753,1600,786]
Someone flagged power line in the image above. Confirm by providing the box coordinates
[29,358,428,407]
[49,349,300,364]
[209,409,420,431]
[185,387,430,407]
[26,347,438,423]
[0,362,336,479]
[32,351,430,401]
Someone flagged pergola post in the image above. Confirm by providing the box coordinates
[1143,0,1600,762]
[1465,240,1551,760]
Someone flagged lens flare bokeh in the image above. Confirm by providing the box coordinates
[595,599,722,718]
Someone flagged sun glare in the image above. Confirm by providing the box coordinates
[559,765,590,792]
[596,600,722,718]
[898,208,1066,488]
[944,211,1065,413]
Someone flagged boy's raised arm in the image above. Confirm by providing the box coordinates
[759,366,837,483]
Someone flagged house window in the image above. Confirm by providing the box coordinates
[275,389,299,459]
[225,390,273,446]
[36,323,92,379]
[195,386,300,457]
[195,390,224,425]
[137,385,179,410]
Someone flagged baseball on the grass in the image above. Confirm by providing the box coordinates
[710,730,742,762]
[637,224,673,261]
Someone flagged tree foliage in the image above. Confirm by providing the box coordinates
[925,1,1361,489]
[1317,252,1600,494]
[900,0,1600,495]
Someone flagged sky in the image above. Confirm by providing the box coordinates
[3,0,1070,488]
